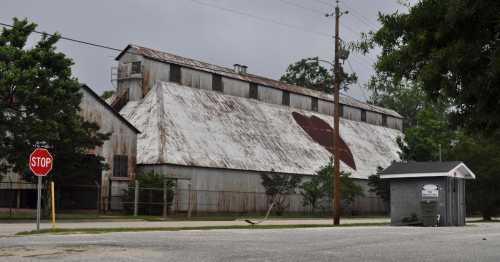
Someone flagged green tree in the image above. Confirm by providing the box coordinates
[358,0,500,134]
[450,134,500,220]
[280,57,357,93]
[368,167,390,212]
[0,18,109,186]
[367,76,426,129]
[398,107,456,161]
[300,163,364,212]
[100,90,115,100]
[260,173,301,215]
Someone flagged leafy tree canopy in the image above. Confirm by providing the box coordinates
[398,106,457,161]
[280,57,357,93]
[358,0,500,134]
[0,18,109,185]
[450,134,500,220]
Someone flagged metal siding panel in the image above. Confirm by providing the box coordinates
[258,85,282,104]
[181,67,212,90]
[222,77,250,97]
[290,93,311,111]
[318,100,334,115]
[344,106,361,121]
[387,117,403,131]
[366,111,383,125]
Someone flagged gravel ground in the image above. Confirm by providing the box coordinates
[0,222,499,261]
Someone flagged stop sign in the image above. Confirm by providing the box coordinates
[29,148,53,177]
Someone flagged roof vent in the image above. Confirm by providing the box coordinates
[233,64,247,74]
[240,65,248,74]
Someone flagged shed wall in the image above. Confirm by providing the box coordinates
[389,177,466,226]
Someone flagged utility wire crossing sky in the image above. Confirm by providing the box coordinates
[1,0,408,100]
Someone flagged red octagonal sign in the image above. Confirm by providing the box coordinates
[29,148,53,177]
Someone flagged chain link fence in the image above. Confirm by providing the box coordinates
[1,181,384,218]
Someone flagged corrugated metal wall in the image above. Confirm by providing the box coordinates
[80,88,138,210]
[138,164,385,214]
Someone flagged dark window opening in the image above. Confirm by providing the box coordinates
[113,155,128,177]
[170,64,181,83]
[282,91,290,106]
[212,74,223,92]
[131,61,142,74]
[338,104,344,117]
[249,83,258,99]
[382,115,388,126]
[311,98,318,112]
[361,110,367,122]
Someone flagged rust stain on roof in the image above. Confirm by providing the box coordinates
[292,112,356,170]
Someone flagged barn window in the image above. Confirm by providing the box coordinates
[311,98,318,112]
[170,64,181,83]
[131,61,142,74]
[212,74,223,92]
[282,91,290,106]
[249,83,258,99]
[382,115,388,127]
[361,110,367,122]
[113,155,128,177]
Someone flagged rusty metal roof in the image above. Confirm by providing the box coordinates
[120,81,403,179]
[116,44,402,118]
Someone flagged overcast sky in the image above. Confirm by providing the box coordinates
[2,0,408,100]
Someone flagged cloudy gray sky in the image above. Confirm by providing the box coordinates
[2,0,408,100]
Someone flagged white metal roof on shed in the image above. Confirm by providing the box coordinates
[120,81,403,179]
[380,162,476,179]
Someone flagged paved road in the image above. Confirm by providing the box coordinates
[1,223,499,261]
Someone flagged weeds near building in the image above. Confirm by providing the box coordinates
[260,173,301,216]
[301,163,364,213]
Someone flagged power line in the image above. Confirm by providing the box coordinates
[274,0,360,38]
[341,1,380,30]
[0,22,122,53]
[313,0,379,31]
[187,0,332,39]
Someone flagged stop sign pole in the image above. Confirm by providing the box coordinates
[29,148,54,232]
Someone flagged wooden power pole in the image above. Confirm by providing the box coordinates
[333,0,342,226]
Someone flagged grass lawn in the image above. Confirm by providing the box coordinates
[16,222,390,236]
[1,211,388,222]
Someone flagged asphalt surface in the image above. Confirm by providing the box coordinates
[0,223,499,261]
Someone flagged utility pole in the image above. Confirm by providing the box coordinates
[328,0,345,226]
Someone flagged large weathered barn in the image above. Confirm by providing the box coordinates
[112,44,404,214]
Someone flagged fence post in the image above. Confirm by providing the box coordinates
[9,180,13,218]
[134,180,139,217]
[163,179,167,220]
[187,182,192,219]
[95,181,100,214]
